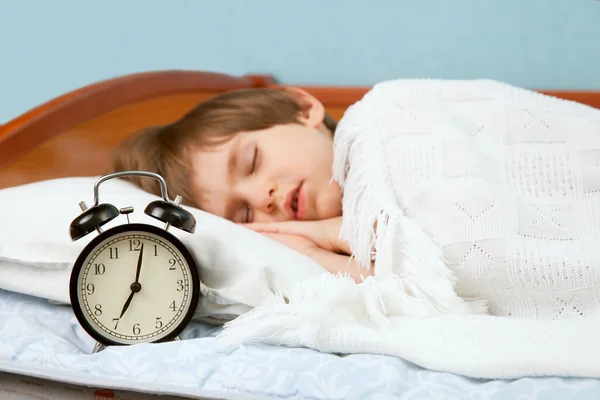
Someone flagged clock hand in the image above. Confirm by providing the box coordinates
[134,243,144,284]
[119,244,145,320]
[119,290,135,319]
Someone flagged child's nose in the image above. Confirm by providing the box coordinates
[255,183,277,212]
[263,188,275,211]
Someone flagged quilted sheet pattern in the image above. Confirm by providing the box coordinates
[0,289,599,400]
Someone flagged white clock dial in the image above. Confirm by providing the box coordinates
[75,229,194,345]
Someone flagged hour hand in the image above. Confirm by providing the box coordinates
[119,290,135,319]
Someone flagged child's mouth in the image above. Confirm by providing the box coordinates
[286,183,305,220]
[291,191,299,214]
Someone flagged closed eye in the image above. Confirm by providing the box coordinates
[249,146,258,174]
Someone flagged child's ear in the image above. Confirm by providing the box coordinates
[284,87,325,128]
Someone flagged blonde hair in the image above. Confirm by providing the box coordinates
[109,88,337,208]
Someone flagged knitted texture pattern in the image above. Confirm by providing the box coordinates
[217,79,600,379]
[334,78,600,321]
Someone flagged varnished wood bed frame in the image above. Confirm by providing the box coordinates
[1,70,599,190]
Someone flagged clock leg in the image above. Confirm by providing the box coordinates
[173,336,181,341]
[92,342,107,353]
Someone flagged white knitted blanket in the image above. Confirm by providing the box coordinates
[217,79,600,379]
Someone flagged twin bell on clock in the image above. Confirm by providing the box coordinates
[68,171,200,353]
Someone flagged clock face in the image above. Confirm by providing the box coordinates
[70,223,199,345]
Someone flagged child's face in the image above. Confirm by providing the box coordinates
[191,121,342,223]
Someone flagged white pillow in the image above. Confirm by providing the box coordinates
[0,177,327,324]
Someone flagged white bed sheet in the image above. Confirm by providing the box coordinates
[1,288,599,400]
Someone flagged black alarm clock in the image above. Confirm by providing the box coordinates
[68,171,200,353]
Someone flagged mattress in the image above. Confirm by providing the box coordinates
[1,288,599,400]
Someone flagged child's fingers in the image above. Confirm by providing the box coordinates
[243,221,340,253]
[242,221,309,236]
[260,232,320,255]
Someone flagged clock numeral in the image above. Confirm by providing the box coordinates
[112,318,120,329]
[94,304,102,316]
[129,239,141,252]
[168,259,176,270]
[176,280,184,292]
[94,263,105,275]
[109,247,119,259]
[153,245,159,256]
[169,300,176,312]
[155,317,163,329]
[133,323,141,335]
[86,283,95,295]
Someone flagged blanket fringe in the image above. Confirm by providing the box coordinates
[216,273,359,350]
[333,97,487,316]
[217,272,487,352]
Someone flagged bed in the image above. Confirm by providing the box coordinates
[1,70,600,399]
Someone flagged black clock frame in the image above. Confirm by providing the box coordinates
[69,223,201,346]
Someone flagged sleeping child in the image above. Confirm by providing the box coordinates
[109,87,373,282]
[109,79,600,322]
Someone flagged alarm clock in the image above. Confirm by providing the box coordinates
[68,171,200,353]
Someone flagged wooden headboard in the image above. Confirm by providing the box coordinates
[1,70,600,189]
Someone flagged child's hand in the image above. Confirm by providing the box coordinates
[259,232,320,257]
[256,231,373,283]
[242,216,351,255]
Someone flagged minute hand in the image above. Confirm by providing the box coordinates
[134,243,144,283]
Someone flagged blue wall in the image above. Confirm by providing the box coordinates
[1,0,599,123]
